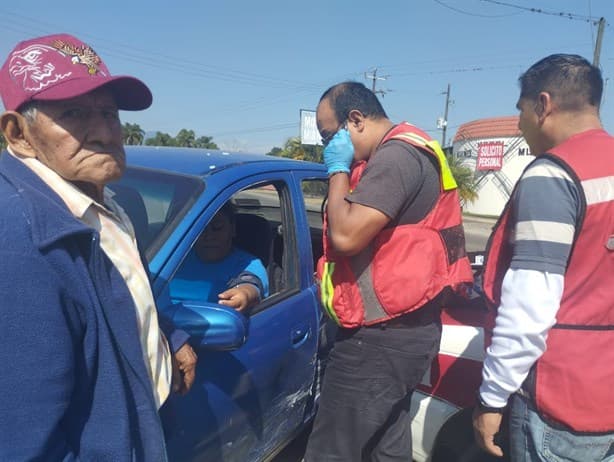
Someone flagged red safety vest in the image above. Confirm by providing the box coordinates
[317,122,473,328]
[482,129,614,432]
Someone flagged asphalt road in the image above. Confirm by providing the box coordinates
[463,214,496,253]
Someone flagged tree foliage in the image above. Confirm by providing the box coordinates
[194,135,219,149]
[0,133,6,151]
[144,129,219,149]
[145,131,175,146]
[122,122,145,145]
[175,129,196,147]
[266,137,323,163]
[446,153,478,204]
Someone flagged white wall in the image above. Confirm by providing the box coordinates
[453,135,534,217]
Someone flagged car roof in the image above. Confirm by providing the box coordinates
[125,146,325,177]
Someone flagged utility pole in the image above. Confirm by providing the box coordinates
[365,68,389,97]
[593,17,606,67]
[438,83,451,147]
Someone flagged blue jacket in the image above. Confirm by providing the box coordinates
[0,153,174,461]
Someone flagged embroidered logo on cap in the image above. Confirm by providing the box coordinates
[8,44,72,92]
[52,39,102,75]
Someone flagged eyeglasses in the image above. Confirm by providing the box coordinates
[320,121,347,147]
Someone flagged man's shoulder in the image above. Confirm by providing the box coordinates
[376,140,436,170]
[523,157,573,180]
[0,172,32,226]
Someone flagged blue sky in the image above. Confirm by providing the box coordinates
[1,0,612,153]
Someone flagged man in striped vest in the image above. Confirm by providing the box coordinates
[474,54,614,460]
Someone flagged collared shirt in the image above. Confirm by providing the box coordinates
[9,148,172,409]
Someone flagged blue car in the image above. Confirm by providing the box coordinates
[109,146,330,462]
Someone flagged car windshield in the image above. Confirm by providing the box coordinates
[108,166,204,261]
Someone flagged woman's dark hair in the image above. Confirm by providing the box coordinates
[519,54,603,111]
[319,81,387,124]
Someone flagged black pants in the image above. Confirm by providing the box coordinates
[304,313,441,462]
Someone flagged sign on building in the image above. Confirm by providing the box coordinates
[300,109,321,145]
[476,141,504,171]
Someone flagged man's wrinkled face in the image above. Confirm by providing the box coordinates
[24,87,125,192]
[196,210,234,262]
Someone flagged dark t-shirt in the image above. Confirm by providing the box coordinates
[346,139,440,225]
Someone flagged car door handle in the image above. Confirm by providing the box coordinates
[291,324,310,347]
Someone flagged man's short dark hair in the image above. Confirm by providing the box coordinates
[320,81,388,124]
[519,54,603,111]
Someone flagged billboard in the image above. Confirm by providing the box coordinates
[476,141,504,171]
[300,109,321,145]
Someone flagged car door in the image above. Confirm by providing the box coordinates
[162,170,320,462]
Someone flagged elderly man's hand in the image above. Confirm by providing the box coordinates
[171,343,197,395]
[218,284,260,311]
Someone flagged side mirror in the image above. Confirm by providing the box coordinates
[173,302,248,351]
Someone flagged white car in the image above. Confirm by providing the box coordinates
[410,257,506,462]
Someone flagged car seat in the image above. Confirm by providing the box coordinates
[109,184,150,249]
[233,213,273,269]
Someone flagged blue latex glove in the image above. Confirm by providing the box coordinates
[323,129,354,175]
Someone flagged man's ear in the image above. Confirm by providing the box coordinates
[0,112,36,157]
[535,92,553,123]
[347,109,365,132]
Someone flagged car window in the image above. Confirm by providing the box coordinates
[108,166,204,261]
[168,180,299,315]
[301,178,328,268]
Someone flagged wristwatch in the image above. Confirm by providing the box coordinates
[476,395,506,414]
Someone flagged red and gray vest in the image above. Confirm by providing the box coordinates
[482,129,614,432]
[317,122,473,328]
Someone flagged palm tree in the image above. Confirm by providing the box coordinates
[174,129,196,147]
[267,137,323,163]
[145,131,175,146]
[193,135,219,149]
[122,123,145,145]
[446,153,478,204]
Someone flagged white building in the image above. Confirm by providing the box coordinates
[453,116,534,217]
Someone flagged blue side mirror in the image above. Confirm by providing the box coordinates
[173,302,248,351]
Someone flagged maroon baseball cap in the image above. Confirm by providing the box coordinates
[0,33,152,111]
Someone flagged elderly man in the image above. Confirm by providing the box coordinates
[0,33,196,460]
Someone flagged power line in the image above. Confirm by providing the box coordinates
[394,63,524,77]
[432,0,523,18]
[480,0,608,25]
[0,9,323,91]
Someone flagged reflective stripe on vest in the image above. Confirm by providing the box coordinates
[320,261,340,324]
[387,132,458,191]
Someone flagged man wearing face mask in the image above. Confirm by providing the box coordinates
[305,81,472,461]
